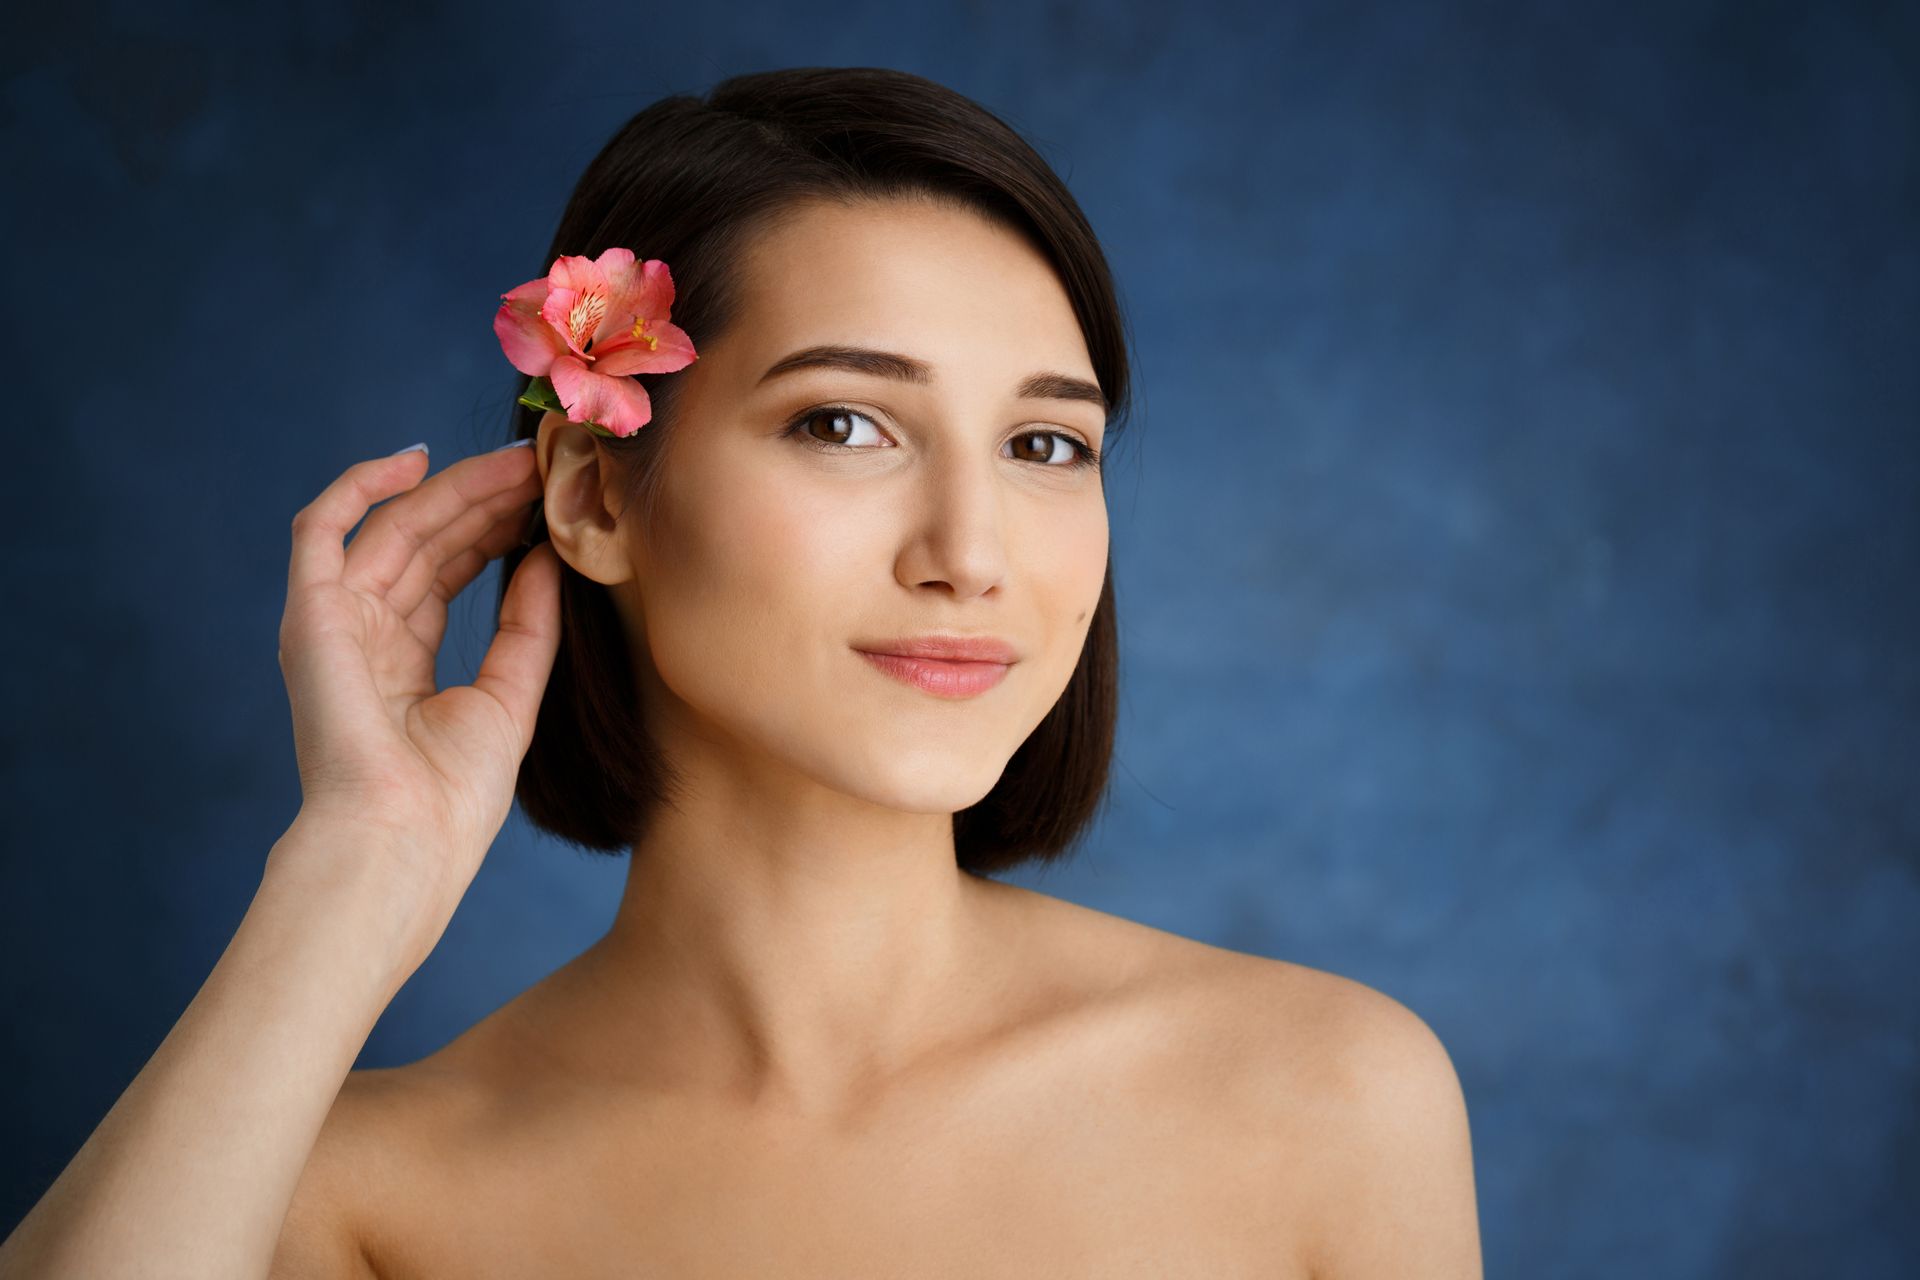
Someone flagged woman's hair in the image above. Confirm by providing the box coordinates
[494,66,1136,878]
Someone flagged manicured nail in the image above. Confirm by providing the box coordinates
[492,437,535,451]
[392,441,429,456]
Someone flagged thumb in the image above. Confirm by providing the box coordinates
[472,541,563,755]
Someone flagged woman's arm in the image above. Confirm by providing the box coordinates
[0,818,420,1279]
[3,440,557,1278]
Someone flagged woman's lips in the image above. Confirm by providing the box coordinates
[855,650,1012,699]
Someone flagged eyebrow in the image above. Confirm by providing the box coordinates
[756,344,1109,416]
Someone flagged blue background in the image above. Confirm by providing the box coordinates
[3,2,1914,1274]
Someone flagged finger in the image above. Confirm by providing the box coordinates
[289,449,432,596]
[432,504,539,611]
[340,445,542,603]
[470,540,563,757]
[401,504,540,658]
[383,468,542,622]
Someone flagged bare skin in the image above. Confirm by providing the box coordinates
[282,195,1480,1277]
[293,891,1476,1279]
[3,193,1477,1278]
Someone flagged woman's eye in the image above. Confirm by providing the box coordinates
[781,405,1100,472]
[787,406,887,449]
[1007,431,1085,467]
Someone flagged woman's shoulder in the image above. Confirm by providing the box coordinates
[1029,886,1475,1219]
[999,879,1421,1027]
[1007,882,1463,1115]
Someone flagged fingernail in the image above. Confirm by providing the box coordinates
[492,437,535,451]
[392,441,429,456]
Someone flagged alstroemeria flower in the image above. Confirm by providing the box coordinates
[494,247,698,438]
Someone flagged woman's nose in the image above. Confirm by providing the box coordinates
[895,456,1013,598]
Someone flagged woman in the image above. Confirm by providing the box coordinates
[1,67,1481,1278]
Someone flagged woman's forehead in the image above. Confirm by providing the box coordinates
[728,206,1092,384]
[741,199,1065,311]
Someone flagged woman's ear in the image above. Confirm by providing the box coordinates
[534,410,636,587]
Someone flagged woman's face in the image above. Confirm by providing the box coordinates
[552,196,1110,814]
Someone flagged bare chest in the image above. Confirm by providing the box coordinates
[363,1090,1308,1279]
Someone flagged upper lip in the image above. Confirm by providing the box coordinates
[855,633,1020,664]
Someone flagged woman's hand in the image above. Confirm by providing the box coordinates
[267,441,560,966]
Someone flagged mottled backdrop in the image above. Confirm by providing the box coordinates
[2,1,1914,1274]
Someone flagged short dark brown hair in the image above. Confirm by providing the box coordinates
[494,67,1136,877]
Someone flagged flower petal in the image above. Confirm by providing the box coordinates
[591,246,639,277]
[539,284,598,361]
[626,259,677,321]
[550,358,655,437]
[503,277,550,306]
[546,251,617,297]
[593,247,643,305]
[494,281,566,376]
[592,318,698,375]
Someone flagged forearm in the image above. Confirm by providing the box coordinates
[0,825,415,1279]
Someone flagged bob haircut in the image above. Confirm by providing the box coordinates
[494,66,1136,878]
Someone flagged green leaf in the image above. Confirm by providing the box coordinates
[516,375,564,413]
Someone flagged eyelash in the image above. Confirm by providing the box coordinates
[778,403,1103,473]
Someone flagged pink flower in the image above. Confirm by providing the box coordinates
[493,247,698,438]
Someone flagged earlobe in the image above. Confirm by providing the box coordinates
[535,411,637,587]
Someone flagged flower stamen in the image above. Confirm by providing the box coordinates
[568,288,607,354]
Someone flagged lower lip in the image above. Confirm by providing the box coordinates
[856,650,1013,699]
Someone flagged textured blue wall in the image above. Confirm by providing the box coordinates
[2,2,1914,1274]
